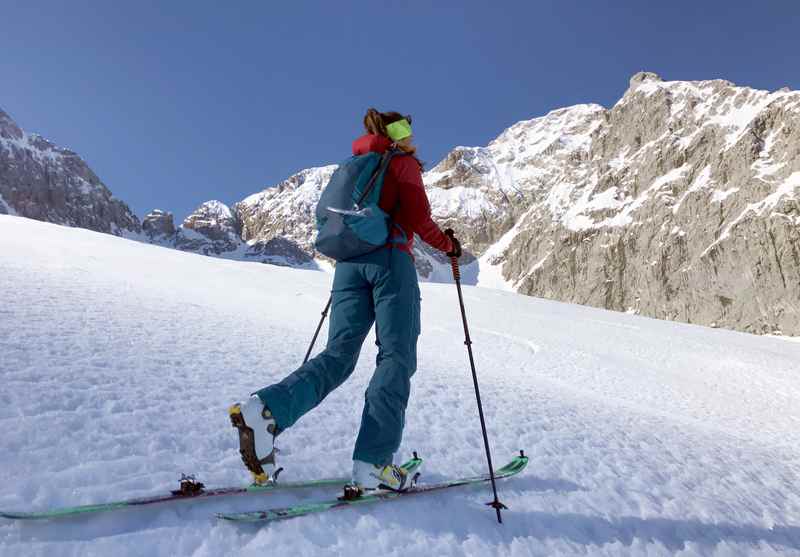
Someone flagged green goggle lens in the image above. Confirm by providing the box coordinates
[386,119,412,141]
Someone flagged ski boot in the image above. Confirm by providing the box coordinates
[351,460,410,492]
[229,396,280,485]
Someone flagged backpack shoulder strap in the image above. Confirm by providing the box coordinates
[355,148,401,207]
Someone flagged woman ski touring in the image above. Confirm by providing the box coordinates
[229,108,461,492]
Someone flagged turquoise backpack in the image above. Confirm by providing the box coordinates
[315,149,402,261]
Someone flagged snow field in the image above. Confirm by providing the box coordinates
[1,215,799,556]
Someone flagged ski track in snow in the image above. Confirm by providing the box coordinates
[1,215,800,556]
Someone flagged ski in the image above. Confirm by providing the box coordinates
[0,455,423,521]
[216,451,527,524]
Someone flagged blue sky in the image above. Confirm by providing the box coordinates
[2,1,798,221]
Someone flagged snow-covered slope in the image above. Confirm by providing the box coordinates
[1,214,799,556]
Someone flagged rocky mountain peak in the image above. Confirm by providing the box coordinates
[459,73,800,335]
[182,200,236,230]
[629,71,663,88]
[142,209,176,240]
[0,108,23,140]
[6,72,798,336]
[236,165,337,253]
[0,107,140,235]
[174,200,240,255]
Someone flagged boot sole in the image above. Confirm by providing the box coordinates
[229,404,269,484]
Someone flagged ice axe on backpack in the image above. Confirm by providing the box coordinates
[445,228,507,524]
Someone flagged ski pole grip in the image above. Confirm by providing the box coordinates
[444,228,461,281]
[450,256,461,281]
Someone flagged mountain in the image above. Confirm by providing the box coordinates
[431,72,800,336]
[4,71,798,335]
[0,106,315,268]
[142,201,315,268]
[232,161,478,281]
[236,165,337,255]
[227,73,799,335]
[0,108,140,235]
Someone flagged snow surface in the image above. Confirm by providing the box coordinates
[196,200,234,220]
[1,214,800,556]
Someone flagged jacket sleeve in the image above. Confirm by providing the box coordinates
[394,157,453,253]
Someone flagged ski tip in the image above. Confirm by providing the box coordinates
[1,511,45,520]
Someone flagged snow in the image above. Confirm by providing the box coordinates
[710,188,740,203]
[752,129,787,180]
[476,213,532,292]
[607,146,632,171]
[424,104,606,238]
[489,104,604,160]
[673,166,713,213]
[707,90,777,150]
[427,185,498,220]
[196,200,234,220]
[240,165,337,210]
[2,215,800,556]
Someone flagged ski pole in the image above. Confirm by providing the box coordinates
[303,296,332,364]
[447,240,507,524]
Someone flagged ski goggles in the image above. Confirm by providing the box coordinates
[386,118,413,142]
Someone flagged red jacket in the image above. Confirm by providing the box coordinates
[352,134,453,256]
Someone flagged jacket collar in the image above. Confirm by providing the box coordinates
[352,134,392,156]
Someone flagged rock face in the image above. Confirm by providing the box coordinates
[0,108,140,235]
[146,200,314,267]
[428,72,800,335]
[175,200,241,255]
[242,236,314,267]
[142,209,175,240]
[7,72,798,335]
[236,165,337,254]
[234,164,475,280]
[230,73,799,335]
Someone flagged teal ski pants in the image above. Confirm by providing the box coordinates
[255,247,421,466]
